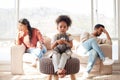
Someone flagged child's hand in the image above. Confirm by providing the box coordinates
[62,40,68,44]
[57,39,64,44]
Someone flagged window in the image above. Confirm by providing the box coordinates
[0,0,16,63]
[94,0,116,38]
[93,0,119,62]
[0,0,16,39]
[19,0,91,34]
[0,0,119,63]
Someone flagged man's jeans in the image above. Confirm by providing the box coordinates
[77,38,105,73]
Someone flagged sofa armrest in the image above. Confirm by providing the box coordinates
[99,44,112,74]
[11,44,26,74]
[73,39,80,50]
[99,44,112,59]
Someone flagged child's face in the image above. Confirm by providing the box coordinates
[57,21,68,34]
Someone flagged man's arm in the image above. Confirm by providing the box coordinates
[103,28,111,41]
[101,28,112,45]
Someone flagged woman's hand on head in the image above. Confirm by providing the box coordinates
[17,31,25,39]
[16,31,24,45]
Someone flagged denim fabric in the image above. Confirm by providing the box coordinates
[77,38,105,73]
[82,38,105,60]
[52,51,70,73]
[26,45,47,59]
[86,49,98,73]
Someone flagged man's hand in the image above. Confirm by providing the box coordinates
[102,28,111,41]
[102,28,108,34]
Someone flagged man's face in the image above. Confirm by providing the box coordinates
[95,27,104,36]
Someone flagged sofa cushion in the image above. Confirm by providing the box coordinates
[23,53,35,63]
[43,36,51,50]
[99,44,112,58]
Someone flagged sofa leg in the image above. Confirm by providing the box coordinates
[46,75,52,80]
[70,74,76,80]
[53,75,59,80]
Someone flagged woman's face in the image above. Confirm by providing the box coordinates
[57,21,68,34]
[18,23,28,33]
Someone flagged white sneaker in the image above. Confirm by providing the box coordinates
[103,57,114,65]
[81,72,89,80]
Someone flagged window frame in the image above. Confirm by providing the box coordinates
[0,0,120,64]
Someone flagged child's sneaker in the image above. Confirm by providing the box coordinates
[103,57,114,65]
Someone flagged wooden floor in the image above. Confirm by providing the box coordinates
[0,71,120,80]
[0,63,120,80]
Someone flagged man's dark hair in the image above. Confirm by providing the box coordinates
[94,24,105,29]
[56,15,72,27]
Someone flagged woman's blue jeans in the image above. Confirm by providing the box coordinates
[26,45,47,59]
[81,38,105,73]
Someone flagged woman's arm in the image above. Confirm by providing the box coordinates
[15,31,24,45]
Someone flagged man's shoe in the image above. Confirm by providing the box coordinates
[103,57,114,65]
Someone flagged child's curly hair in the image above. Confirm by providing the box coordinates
[56,15,72,27]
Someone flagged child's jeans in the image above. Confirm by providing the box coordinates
[52,50,71,73]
